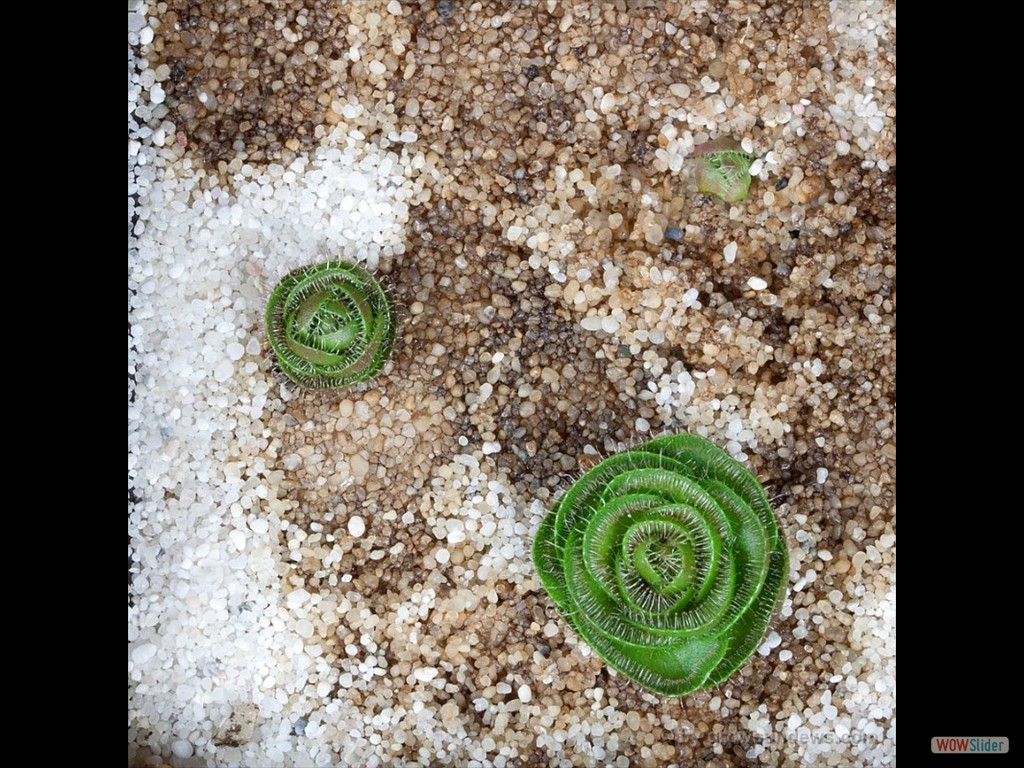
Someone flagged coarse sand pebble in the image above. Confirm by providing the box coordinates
[130,2,895,766]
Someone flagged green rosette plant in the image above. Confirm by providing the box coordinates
[532,433,789,696]
[693,137,755,203]
[265,260,395,390]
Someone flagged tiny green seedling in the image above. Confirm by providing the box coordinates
[693,138,755,203]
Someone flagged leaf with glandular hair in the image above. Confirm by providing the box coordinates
[533,433,789,696]
[265,260,395,390]
[693,138,755,203]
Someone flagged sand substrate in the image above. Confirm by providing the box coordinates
[129,2,895,765]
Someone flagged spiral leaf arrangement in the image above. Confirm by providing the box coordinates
[533,433,788,696]
[693,137,755,203]
[265,260,396,390]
